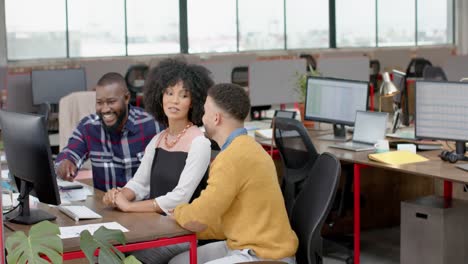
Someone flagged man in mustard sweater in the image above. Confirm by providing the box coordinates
[169,83,298,263]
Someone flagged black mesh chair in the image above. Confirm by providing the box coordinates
[125,64,149,106]
[405,58,432,78]
[273,117,319,217]
[422,65,448,81]
[239,152,341,264]
[231,66,249,87]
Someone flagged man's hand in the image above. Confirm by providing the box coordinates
[56,160,77,182]
[102,188,121,207]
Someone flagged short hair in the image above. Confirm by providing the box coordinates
[208,83,250,121]
[143,58,214,126]
[97,72,128,91]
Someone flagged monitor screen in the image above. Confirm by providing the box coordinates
[304,76,369,126]
[415,81,468,142]
[0,110,61,224]
[32,68,86,105]
[392,69,406,104]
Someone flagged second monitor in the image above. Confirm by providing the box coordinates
[304,76,369,141]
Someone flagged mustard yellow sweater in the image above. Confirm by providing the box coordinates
[174,135,298,260]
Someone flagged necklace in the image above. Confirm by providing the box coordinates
[164,123,193,148]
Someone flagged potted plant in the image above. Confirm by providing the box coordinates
[5,220,141,264]
[294,65,319,128]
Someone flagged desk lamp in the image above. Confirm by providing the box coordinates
[379,72,400,112]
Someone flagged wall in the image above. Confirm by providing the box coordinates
[456,0,468,55]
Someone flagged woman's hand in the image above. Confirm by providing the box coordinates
[102,188,121,207]
[114,192,132,212]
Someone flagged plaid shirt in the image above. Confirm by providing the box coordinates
[56,105,163,191]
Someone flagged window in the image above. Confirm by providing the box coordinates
[336,0,376,47]
[238,0,284,51]
[286,0,329,49]
[5,0,67,60]
[127,0,180,55]
[417,0,453,45]
[377,0,415,47]
[188,0,236,53]
[68,0,126,57]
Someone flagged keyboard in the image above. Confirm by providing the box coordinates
[58,205,102,221]
[330,141,375,152]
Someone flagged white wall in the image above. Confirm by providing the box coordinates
[456,0,468,55]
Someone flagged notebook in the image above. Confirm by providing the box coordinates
[368,150,428,165]
[330,111,388,152]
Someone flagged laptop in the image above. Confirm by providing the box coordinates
[330,111,388,152]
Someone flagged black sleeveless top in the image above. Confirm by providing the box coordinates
[149,148,208,202]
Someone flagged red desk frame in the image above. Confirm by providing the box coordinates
[62,233,197,263]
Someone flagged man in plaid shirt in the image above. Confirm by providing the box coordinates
[55,72,163,191]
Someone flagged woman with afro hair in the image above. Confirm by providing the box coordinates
[103,58,214,263]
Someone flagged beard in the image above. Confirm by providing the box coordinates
[99,106,128,133]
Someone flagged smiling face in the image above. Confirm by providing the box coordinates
[162,81,192,123]
[96,82,130,132]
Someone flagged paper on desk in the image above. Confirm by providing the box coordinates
[60,187,93,202]
[1,170,9,180]
[368,150,428,165]
[59,222,129,239]
[2,193,19,210]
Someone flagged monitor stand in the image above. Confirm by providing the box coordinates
[6,180,56,225]
[452,141,468,162]
[316,124,349,142]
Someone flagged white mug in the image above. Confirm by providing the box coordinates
[374,139,390,153]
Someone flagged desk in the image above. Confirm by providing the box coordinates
[259,129,468,264]
[3,183,197,263]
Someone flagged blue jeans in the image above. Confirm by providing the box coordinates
[169,240,296,264]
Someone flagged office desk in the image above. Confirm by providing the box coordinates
[4,184,197,263]
[259,129,468,264]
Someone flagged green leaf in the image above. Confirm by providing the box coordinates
[6,221,63,264]
[123,255,142,264]
[79,226,127,264]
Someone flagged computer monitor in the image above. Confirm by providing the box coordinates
[415,81,468,161]
[32,68,86,105]
[0,110,61,224]
[304,76,369,141]
[392,69,406,105]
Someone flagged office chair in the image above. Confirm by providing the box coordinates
[422,65,448,81]
[125,64,149,106]
[273,117,319,217]
[231,66,249,87]
[58,91,96,151]
[239,152,341,264]
[405,57,432,78]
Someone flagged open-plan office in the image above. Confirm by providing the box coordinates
[1,1,468,263]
